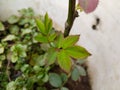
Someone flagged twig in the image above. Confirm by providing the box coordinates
[64,0,78,37]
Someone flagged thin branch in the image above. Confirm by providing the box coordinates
[64,0,78,37]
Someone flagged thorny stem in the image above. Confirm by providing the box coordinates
[64,0,78,37]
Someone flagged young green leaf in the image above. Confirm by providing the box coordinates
[71,67,80,81]
[62,35,80,49]
[0,21,5,31]
[11,44,27,58]
[11,44,26,63]
[9,25,19,35]
[0,44,4,54]
[49,73,62,88]
[27,8,35,16]
[8,15,19,24]
[30,54,46,66]
[26,77,35,89]
[18,8,34,17]
[21,28,31,36]
[40,43,50,51]
[35,18,46,34]
[77,65,86,76]
[21,64,29,73]
[18,18,30,25]
[6,81,16,90]
[18,45,26,57]
[60,73,68,83]
[11,53,18,63]
[65,45,91,59]
[36,55,46,66]
[0,54,6,61]
[56,32,64,48]
[46,48,57,65]
[35,34,48,43]
[47,19,53,33]
[44,13,53,34]
[2,35,16,42]
[57,50,72,73]
[33,65,42,73]
[48,33,57,42]
[42,73,49,82]
[44,13,49,27]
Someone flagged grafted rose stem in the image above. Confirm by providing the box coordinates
[64,0,77,37]
[64,0,99,37]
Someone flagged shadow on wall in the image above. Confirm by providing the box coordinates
[1,0,120,90]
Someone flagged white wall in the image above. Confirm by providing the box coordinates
[0,0,68,30]
[0,0,120,90]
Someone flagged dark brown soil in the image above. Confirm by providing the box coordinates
[65,74,91,90]
[65,65,91,90]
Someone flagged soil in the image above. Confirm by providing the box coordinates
[65,66,91,90]
[46,65,91,90]
[65,73,91,90]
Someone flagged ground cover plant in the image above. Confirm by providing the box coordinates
[0,8,91,90]
[0,0,99,90]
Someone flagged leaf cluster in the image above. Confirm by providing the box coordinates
[0,8,91,90]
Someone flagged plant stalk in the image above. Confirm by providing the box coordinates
[64,0,78,37]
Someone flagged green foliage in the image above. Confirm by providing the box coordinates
[77,65,86,76]
[9,25,19,35]
[57,50,72,73]
[49,73,69,90]
[0,21,5,31]
[0,8,90,90]
[11,44,27,63]
[49,73,62,88]
[2,34,16,42]
[7,15,19,24]
[35,33,48,43]
[71,60,86,81]
[61,35,80,49]
[6,81,16,90]
[0,44,4,54]
[65,45,91,59]
[35,16,90,72]
[71,67,80,81]
[46,48,57,65]
[35,18,46,34]
[35,13,53,35]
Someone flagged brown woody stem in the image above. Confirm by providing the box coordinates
[64,0,78,37]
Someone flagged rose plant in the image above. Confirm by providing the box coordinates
[0,0,98,90]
